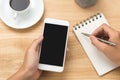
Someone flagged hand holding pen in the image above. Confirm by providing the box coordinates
[82,33,116,46]
[87,24,120,65]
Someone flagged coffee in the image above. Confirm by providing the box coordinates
[10,0,30,11]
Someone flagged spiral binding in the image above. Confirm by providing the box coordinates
[74,13,102,30]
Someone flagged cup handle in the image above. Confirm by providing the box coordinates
[13,13,18,20]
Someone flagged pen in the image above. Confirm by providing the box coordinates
[81,32,116,46]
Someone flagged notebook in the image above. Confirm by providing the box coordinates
[73,13,119,76]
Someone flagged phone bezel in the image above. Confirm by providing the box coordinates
[38,18,69,72]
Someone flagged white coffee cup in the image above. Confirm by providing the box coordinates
[9,0,31,20]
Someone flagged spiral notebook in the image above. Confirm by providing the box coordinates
[73,13,119,76]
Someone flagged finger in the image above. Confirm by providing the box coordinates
[66,48,69,52]
[37,70,43,79]
[91,24,114,36]
[34,70,42,80]
[36,39,43,52]
[90,36,110,51]
[30,36,43,50]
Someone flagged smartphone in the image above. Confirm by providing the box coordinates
[38,18,69,72]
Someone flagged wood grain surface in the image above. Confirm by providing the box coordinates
[0,0,120,80]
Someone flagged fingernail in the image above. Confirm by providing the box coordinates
[90,36,94,39]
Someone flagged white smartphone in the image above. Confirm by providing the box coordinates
[38,18,69,72]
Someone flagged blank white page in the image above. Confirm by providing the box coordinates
[73,13,119,76]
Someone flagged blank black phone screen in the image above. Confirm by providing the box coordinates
[39,23,68,66]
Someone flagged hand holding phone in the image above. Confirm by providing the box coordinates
[38,18,69,72]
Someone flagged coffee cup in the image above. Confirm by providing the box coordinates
[9,0,31,20]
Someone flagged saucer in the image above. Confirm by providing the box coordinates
[0,0,44,29]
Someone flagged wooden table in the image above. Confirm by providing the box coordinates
[0,0,120,80]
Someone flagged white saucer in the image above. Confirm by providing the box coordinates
[0,0,44,29]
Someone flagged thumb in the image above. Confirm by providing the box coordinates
[90,36,108,51]
[30,36,43,50]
